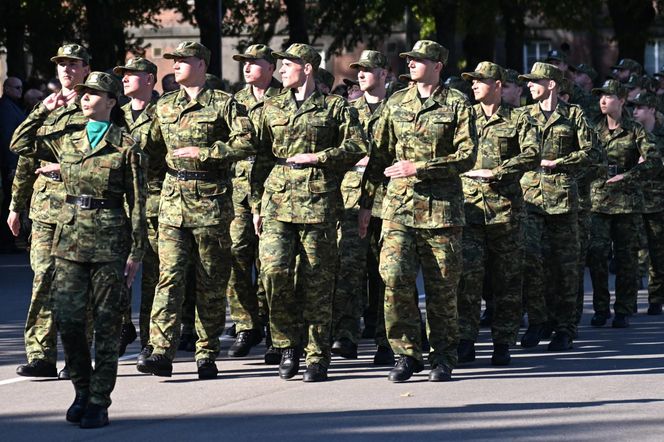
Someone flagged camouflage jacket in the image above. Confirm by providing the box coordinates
[252,89,368,223]
[10,105,147,262]
[462,103,540,225]
[232,78,282,208]
[341,96,387,215]
[359,85,478,229]
[643,122,664,214]
[10,102,85,224]
[122,99,161,218]
[144,87,256,228]
[590,116,661,214]
[520,100,600,215]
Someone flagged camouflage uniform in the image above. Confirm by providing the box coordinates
[144,44,256,363]
[519,63,600,338]
[11,98,87,367]
[11,72,148,408]
[643,120,664,306]
[252,44,367,369]
[588,82,662,317]
[360,43,477,370]
[457,62,540,346]
[230,69,282,334]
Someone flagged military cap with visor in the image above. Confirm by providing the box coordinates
[611,58,643,74]
[164,41,211,65]
[624,73,646,90]
[232,44,276,65]
[503,69,524,86]
[592,79,627,98]
[569,63,598,81]
[273,43,321,69]
[400,40,449,64]
[628,91,657,108]
[544,49,567,63]
[113,57,158,76]
[461,61,505,82]
[518,62,563,84]
[349,50,388,69]
[51,43,91,64]
[74,71,123,97]
[316,68,335,90]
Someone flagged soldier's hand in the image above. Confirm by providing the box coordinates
[358,208,371,239]
[464,169,494,179]
[355,156,369,167]
[638,155,645,164]
[7,211,20,237]
[384,160,417,178]
[173,146,201,159]
[43,91,66,111]
[35,163,61,175]
[287,153,318,165]
[606,174,624,184]
[540,159,558,169]
[124,259,142,288]
[253,214,263,237]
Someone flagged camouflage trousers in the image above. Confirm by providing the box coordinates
[333,208,369,344]
[588,213,640,315]
[121,217,159,347]
[458,220,523,345]
[227,198,263,333]
[24,220,57,364]
[644,211,664,304]
[380,221,462,368]
[576,209,591,324]
[149,223,231,361]
[259,219,337,368]
[523,211,579,336]
[53,257,125,408]
[368,216,388,348]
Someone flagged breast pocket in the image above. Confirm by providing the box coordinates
[308,117,337,149]
[392,111,416,138]
[189,112,220,145]
[93,157,123,190]
[554,126,575,157]
[429,112,455,147]
[59,152,84,186]
[158,114,179,146]
[496,127,519,161]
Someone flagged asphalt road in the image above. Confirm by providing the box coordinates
[0,251,663,441]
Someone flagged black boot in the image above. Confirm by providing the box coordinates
[79,403,109,429]
[137,345,153,366]
[118,322,137,357]
[388,355,423,382]
[58,365,70,380]
[591,311,610,327]
[16,359,57,378]
[302,363,328,382]
[547,332,573,351]
[429,364,452,382]
[520,324,544,348]
[457,339,476,363]
[373,345,395,366]
[491,343,511,366]
[278,347,301,379]
[142,354,173,377]
[479,307,493,327]
[612,313,629,328]
[197,358,218,379]
[647,303,662,315]
[224,323,237,338]
[228,329,263,357]
[66,393,89,423]
[331,337,358,359]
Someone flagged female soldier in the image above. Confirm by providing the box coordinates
[10,71,147,429]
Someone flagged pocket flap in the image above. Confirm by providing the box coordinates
[430,113,455,124]
[308,179,337,193]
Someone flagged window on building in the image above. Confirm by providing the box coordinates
[645,39,664,74]
[523,40,552,72]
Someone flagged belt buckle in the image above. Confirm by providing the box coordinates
[79,194,93,209]
[246,156,256,164]
[176,169,187,181]
[291,163,304,170]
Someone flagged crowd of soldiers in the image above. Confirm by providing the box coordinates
[5,37,664,428]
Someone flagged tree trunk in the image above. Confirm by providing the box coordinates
[194,0,222,77]
[607,0,655,63]
[284,0,309,46]
[500,0,526,71]
[2,0,26,79]
[84,0,125,71]
[432,0,458,76]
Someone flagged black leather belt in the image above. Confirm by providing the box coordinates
[467,176,493,183]
[351,166,366,173]
[607,165,629,178]
[536,167,557,175]
[66,194,123,209]
[275,158,317,170]
[42,171,62,182]
[167,167,224,181]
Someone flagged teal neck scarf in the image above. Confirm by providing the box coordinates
[86,120,111,149]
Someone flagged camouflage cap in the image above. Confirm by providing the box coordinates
[164,41,211,65]
[316,68,335,90]
[112,57,157,76]
[611,58,643,74]
[398,73,412,83]
[518,62,563,84]
[628,91,657,107]
[232,44,276,65]
[349,50,388,69]
[503,69,524,86]
[73,71,122,97]
[400,40,449,64]
[568,63,598,81]
[544,49,567,63]
[461,61,505,82]
[624,73,646,90]
[273,43,321,68]
[592,79,627,98]
[50,43,91,64]
[559,77,573,96]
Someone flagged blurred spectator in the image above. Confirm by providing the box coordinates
[23,88,44,110]
[331,84,348,99]
[47,77,61,94]
[162,73,179,92]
